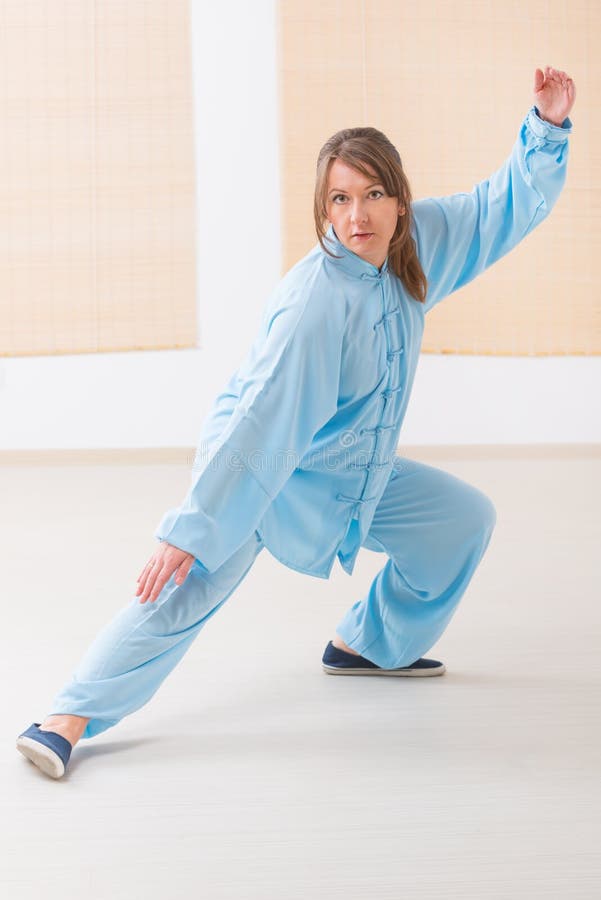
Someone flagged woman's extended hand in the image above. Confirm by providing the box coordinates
[534,66,576,127]
[135,541,196,604]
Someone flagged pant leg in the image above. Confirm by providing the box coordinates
[335,457,496,668]
[49,530,264,739]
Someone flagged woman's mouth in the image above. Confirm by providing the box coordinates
[353,233,373,241]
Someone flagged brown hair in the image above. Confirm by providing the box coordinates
[313,126,427,304]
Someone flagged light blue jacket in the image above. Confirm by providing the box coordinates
[155,105,572,579]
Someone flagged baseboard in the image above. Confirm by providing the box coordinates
[0,444,599,466]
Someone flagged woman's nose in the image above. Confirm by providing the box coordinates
[350,202,368,223]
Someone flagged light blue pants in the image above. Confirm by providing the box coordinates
[50,457,496,739]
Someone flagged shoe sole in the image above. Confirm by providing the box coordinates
[16,736,65,779]
[322,663,446,677]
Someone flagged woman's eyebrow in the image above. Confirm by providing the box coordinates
[328,182,384,194]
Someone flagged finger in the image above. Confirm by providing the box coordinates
[137,555,159,582]
[147,559,181,603]
[136,560,156,597]
[139,565,163,604]
[136,560,153,588]
[148,557,188,601]
[147,567,172,603]
[136,577,150,597]
[135,569,149,596]
[175,559,193,586]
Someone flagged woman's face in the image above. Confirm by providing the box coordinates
[325,159,404,269]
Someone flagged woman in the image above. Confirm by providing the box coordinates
[17,66,575,778]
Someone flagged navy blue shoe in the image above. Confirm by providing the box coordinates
[322,641,445,677]
[16,723,73,779]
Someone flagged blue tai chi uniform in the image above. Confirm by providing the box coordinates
[51,106,572,738]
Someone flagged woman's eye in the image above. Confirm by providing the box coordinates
[331,191,383,203]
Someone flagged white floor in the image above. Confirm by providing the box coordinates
[2,450,600,899]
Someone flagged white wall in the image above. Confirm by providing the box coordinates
[0,0,598,449]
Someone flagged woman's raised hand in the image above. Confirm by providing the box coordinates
[534,66,576,127]
[135,541,196,604]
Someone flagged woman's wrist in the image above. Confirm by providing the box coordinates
[534,106,566,128]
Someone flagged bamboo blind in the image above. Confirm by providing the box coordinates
[0,0,197,357]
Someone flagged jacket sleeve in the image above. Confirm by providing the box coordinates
[154,275,345,572]
[411,105,573,313]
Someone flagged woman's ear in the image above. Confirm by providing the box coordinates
[398,205,405,216]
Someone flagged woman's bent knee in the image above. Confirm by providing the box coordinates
[458,479,496,538]
[475,490,497,536]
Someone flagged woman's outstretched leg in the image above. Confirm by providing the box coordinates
[18,531,264,774]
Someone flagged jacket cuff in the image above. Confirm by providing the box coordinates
[528,105,573,139]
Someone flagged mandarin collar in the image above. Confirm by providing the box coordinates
[322,224,389,280]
